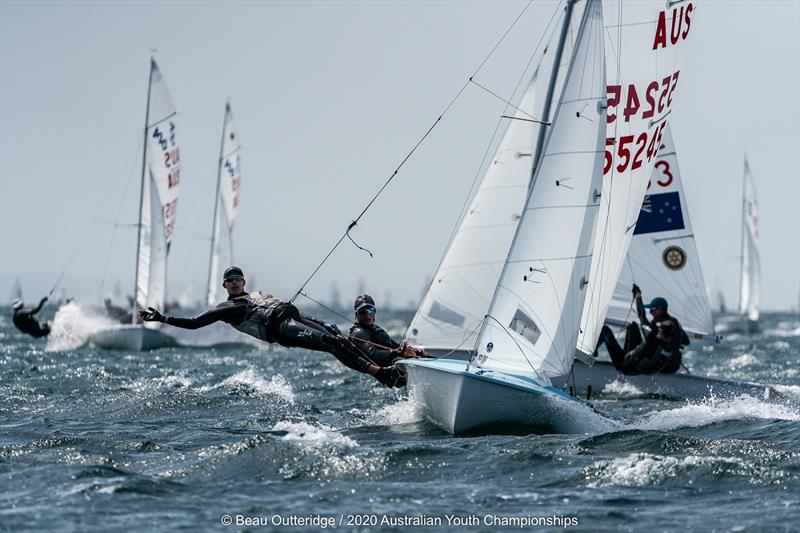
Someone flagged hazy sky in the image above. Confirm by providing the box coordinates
[1,0,798,312]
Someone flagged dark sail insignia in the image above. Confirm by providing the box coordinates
[509,309,541,345]
[634,191,685,235]
[428,301,465,328]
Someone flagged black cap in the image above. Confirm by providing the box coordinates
[223,266,244,279]
[353,294,376,311]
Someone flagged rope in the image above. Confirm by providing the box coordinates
[289,0,536,303]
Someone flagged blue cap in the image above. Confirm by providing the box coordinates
[644,297,668,310]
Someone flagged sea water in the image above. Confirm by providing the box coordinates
[1,305,798,532]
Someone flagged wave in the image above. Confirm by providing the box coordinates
[45,302,117,352]
[601,379,644,398]
[271,421,357,448]
[199,369,295,403]
[634,395,800,431]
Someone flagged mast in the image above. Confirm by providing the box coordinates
[206,102,229,305]
[531,0,577,183]
[132,58,155,324]
[738,154,746,317]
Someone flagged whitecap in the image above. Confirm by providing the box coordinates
[601,379,644,398]
[635,395,800,431]
[271,421,357,448]
[45,301,118,352]
[200,369,295,403]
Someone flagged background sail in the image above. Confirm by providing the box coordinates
[207,103,241,305]
[406,73,541,351]
[605,125,714,337]
[136,59,180,316]
[739,157,760,321]
[576,1,695,354]
[475,0,605,380]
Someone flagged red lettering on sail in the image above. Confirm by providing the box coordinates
[168,167,180,188]
[652,3,693,50]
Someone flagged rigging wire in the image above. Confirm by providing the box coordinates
[289,0,537,304]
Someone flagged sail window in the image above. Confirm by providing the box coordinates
[509,308,541,345]
[428,301,465,328]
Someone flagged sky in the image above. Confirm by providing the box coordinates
[1,0,798,312]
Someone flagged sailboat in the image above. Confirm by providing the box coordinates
[562,133,776,401]
[92,58,181,351]
[8,278,23,304]
[401,0,695,434]
[206,103,241,306]
[739,156,760,332]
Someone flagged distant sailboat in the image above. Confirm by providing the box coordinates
[9,278,22,304]
[206,102,241,306]
[739,156,760,331]
[92,58,181,351]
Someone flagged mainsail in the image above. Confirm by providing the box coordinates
[134,59,181,323]
[576,1,695,354]
[739,157,760,322]
[605,125,715,338]
[206,103,241,305]
[406,70,542,351]
[474,0,605,380]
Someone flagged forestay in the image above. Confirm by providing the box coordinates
[474,0,606,380]
[135,59,181,322]
[406,71,542,351]
[576,1,695,354]
[605,125,714,338]
[206,103,242,305]
[739,157,760,322]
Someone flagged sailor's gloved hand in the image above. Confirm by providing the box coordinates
[373,366,407,388]
[323,322,341,335]
[40,296,48,305]
[139,307,164,322]
[632,283,641,298]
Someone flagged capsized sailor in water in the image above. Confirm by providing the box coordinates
[594,284,690,375]
[139,266,406,388]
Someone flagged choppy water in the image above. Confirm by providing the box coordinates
[2,304,798,532]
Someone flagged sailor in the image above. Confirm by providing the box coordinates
[595,284,689,375]
[139,266,406,388]
[348,294,426,367]
[11,297,51,338]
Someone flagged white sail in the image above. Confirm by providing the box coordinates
[406,71,542,351]
[739,157,760,322]
[9,278,23,303]
[605,125,714,337]
[576,1,695,354]
[135,59,181,320]
[474,0,606,380]
[206,102,242,305]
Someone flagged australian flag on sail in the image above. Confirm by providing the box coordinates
[633,191,685,235]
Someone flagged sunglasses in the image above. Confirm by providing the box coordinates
[357,306,376,315]
[224,275,244,283]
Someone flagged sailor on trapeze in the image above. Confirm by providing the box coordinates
[139,266,408,388]
[594,284,689,375]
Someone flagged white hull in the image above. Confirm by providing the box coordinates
[91,325,177,351]
[560,359,776,401]
[399,359,608,435]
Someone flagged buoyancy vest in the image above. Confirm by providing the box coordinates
[226,292,298,342]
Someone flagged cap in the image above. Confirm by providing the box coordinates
[223,266,244,279]
[353,294,376,311]
[11,299,23,310]
[644,296,668,310]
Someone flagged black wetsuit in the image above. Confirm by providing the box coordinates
[162,292,374,374]
[12,299,50,338]
[596,298,689,375]
[349,322,402,367]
